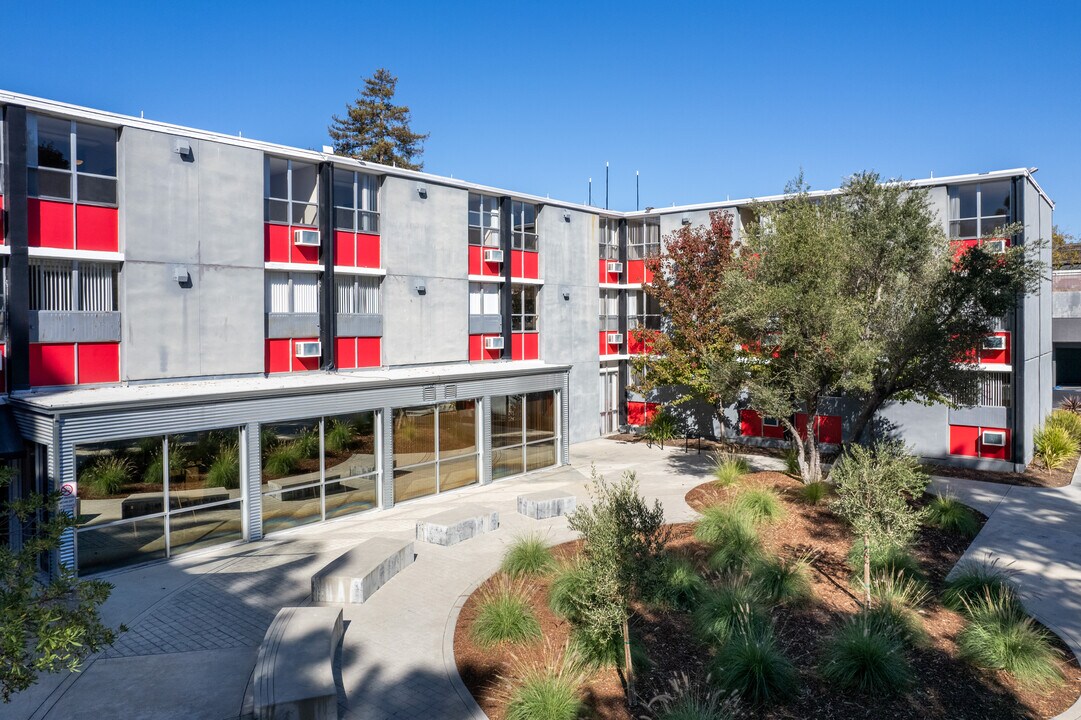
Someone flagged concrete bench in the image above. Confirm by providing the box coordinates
[121,488,230,519]
[415,505,499,546]
[517,489,577,520]
[312,537,414,604]
[254,606,343,720]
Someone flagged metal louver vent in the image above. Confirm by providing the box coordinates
[444,384,457,399]
[422,385,436,402]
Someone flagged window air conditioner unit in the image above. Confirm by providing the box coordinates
[295,341,322,357]
[982,335,1006,350]
[484,336,505,350]
[762,417,780,427]
[981,430,1006,447]
[483,248,504,263]
[606,261,624,274]
[294,229,320,246]
[983,239,1006,254]
[606,332,624,345]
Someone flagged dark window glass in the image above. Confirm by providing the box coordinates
[526,392,555,441]
[950,185,977,219]
[77,175,117,205]
[76,123,117,177]
[950,219,978,239]
[334,169,355,209]
[491,395,522,449]
[335,207,355,231]
[29,168,72,200]
[981,181,1011,218]
[265,199,289,224]
[265,157,289,200]
[34,116,71,170]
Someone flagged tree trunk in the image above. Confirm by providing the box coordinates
[848,389,889,447]
[863,532,872,608]
[778,418,809,481]
[622,617,636,707]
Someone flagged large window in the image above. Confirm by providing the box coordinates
[511,285,538,332]
[261,412,380,533]
[511,201,538,251]
[627,290,662,331]
[336,276,380,314]
[627,217,661,260]
[492,391,558,480]
[265,272,320,314]
[29,259,117,312]
[27,115,117,205]
[265,157,319,226]
[599,218,620,260]
[468,194,500,247]
[469,282,500,316]
[394,401,479,502]
[599,289,620,332]
[333,168,379,234]
[949,181,1011,239]
[75,429,244,574]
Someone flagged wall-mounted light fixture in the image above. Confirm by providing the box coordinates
[173,139,193,160]
[417,185,428,199]
[415,283,427,295]
[173,265,191,286]
[563,211,571,222]
[561,287,571,301]
[681,215,692,226]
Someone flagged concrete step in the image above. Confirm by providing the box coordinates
[517,489,577,519]
[415,505,499,546]
[311,537,415,604]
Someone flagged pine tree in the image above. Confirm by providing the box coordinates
[328,69,429,170]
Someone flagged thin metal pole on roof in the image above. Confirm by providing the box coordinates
[605,161,609,210]
[636,170,639,211]
[588,178,592,206]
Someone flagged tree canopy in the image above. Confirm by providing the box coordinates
[328,68,429,170]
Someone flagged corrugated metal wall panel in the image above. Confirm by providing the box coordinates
[244,422,262,541]
[12,409,55,444]
[561,375,570,464]
[30,310,122,342]
[381,406,394,509]
[481,395,493,484]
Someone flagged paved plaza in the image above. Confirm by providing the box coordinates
[7,439,1081,719]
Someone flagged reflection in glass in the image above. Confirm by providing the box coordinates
[526,392,555,441]
[34,115,71,170]
[394,464,436,503]
[325,478,378,520]
[169,501,243,556]
[77,516,166,575]
[439,401,477,458]
[76,436,164,524]
[491,395,522,449]
[394,407,435,466]
[440,456,478,492]
[526,441,557,471]
[323,411,377,481]
[261,489,322,534]
[75,123,117,177]
[493,446,524,481]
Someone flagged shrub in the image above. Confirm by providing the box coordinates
[1033,423,1075,471]
[713,454,750,487]
[294,428,321,460]
[711,624,797,705]
[324,419,354,453]
[692,579,768,647]
[647,410,681,447]
[1061,395,1081,414]
[503,644,587,720]
[782,448,801,477]
[646,555,708,612]
[846,541,922,583]
[142,445,186,484]
[707,524,764,574]
[207,444,241,490]
[925,494,979,538]
[821,612,912,694]
[548,560,590,622]
[569,624,651,671]
[646,672,741,720]
[264,443,301,478]
[865,599,928,647]
[750,555,812,606]
[472,577,542,648]
[732,488,785,524]
[958,593,1064,687]
[501,534,554,578]
[798,481,830,505]
[695,505,755,545]
[1048,409,1081,446]
[869,570,930,609]
[82,456,132,496]
[942,560,1020,614]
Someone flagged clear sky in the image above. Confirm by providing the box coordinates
[3,1,1079,232]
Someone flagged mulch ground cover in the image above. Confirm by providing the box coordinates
[454,470,1081,719]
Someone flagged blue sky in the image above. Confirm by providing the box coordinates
[4,1,1079,232]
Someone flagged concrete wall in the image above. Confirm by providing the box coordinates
[380,176,469,367]
[119,127,265,381]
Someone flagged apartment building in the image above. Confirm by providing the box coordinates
[0,91,1053,576]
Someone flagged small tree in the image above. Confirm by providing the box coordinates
[328,68,429,169]
[566,468,668,706]
[0,468,120,701]
[829,441,929,606]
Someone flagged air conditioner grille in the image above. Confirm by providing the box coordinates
[421,385,436,402]
[444,384,457,399]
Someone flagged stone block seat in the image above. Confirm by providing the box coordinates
[517,489,577,520]
[415,505,499,546]
[254,606,343,720]
[311,537,415,604]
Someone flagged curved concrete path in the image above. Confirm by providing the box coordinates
[931,465,1081,720]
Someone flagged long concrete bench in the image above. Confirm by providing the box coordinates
[312,537,414,604]
[517,489,577,520]
[254,606,343,720]
[121,487,230,518]
[415,505,499,546]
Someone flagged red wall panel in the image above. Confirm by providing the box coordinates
[627,401,660,426]
[598,259,622,284]
[740,409,763,437]
[293,337,320,371]
[356,337,380,367]
[334,230,355,267]
[627,260,646,285]
[978,427,1011,461]
[599,331,622,356]
[75,205,119,252]
[512,333,539,361]
[948,425,980,458]
[265,339,292,374]
[265,224,291,263]
[469,334,503,361]
[357,233,380,268]
[979,332,1010,365]
[77,342,120,384]
[336,337,357,369]
[511,250,539,280]
[30,343,76,386]
[28,199,74,249]
[817,415,842,444]
[290,228,319,264]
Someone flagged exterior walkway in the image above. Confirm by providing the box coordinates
[8,440,1079,719]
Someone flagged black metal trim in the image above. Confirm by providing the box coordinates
[1010,176,1024,469]
[617,218,629,426]
[500,195,513,356]
[318,162,336,370]
[3,105,29,392]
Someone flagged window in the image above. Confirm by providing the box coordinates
[29,259,117,311]
[492,391,558,479]
[949,181,1011,239]
[599,218,620,260]
[468,193,500,247]
[27,115,117,205]
[511,285,538,332]
[393,401,479,502]
[333,168,379,233]
[336,276,380,314]
[979,373,1011,408]
[599,289,619,331]
[265,157,318,226]
[469,282,500,316]
[265,272,320,314]
[511,201,538,251]
[627,217,661,260]
[627,290,661,330]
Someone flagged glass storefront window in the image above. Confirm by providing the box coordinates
[393,401,479,503]
[491,391,559,480]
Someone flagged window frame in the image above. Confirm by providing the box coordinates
[29,258,118,312]
[948,181,1012,240]
[511,284,539,332]
[467,193,501,247]
[335,275,381,315]
[627,217,661,260]
[27,114,118,207]
[265,156,319,227]
[627,289,661,331]
[469,282,501,316]
[510,200,539,252]
[599,217,620,260]
[333,168,380,234]
[265,270,321,314]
